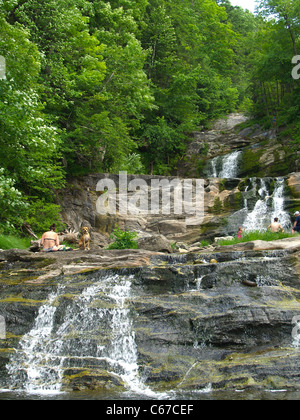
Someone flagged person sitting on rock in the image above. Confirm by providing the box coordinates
[292,211,300,234]
[268,218,284,233]
[40,224,60,252]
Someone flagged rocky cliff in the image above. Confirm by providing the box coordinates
[178,113,300,179]
[55,171,300,251]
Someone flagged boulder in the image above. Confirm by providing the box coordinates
[157,220,186,236]
[138,234,172,253]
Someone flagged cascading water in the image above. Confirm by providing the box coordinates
[5,273,162,397]
[271,178,291,229]
[6,286,65,394]
[242,178,291,232]
[207,150,242,178]
[242,179,270,232]
[219,151,242,178]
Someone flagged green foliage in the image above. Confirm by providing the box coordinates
[25,199,65,235]
[0,14,65,232]
[141,117,185,175]
[119,153,145,174]
[0,234,31,250]
[200,240,211,247]
[247,0,299,129]
[0,169,29,233]
[107,225,138,250]
[212,197,224,214]
[0,0,299,233]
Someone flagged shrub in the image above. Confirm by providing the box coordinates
[107,226,138,250]
[25,199,65,234]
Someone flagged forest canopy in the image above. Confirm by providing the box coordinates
[0,0,299,233]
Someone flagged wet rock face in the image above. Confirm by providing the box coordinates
[1,245,300,393]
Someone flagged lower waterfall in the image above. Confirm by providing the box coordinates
[243,177,291,232]
[6,286,65,394]
[5,274,165,398]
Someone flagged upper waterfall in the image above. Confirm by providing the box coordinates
[206,150,242,178]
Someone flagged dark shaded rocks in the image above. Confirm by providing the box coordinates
[1,240,300,393]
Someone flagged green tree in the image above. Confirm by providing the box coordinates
[12,0,109,173]
[248,0,300,125]
[0,19,63,183]
[0,169,29,233]
[139,0,239,173]
[87,0,154,173]
[0,14,64,230]
[259,0,299,55]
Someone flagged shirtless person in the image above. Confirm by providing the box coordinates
[267,218,284,233]
[40,223,60,252]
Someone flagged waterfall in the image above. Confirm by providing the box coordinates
[6,286,65,394]
[207,150,242,178]
[219,151,242,178]
[243,178,291,232]
[6,273,162,397]
[271,178,291,229]
[243,179,270,232]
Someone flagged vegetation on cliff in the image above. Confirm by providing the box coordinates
[0,0,299,233]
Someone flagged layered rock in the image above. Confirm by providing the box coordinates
[55,171,300,250]
[1,239,300,394]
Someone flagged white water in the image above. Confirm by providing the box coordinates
[6,274,166,397]
[6,287,65,394]
[270,178,291,229]
[243,179,270,231]
[208,150,242,178]
[243,178,291,232]
[219,151,242,178]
